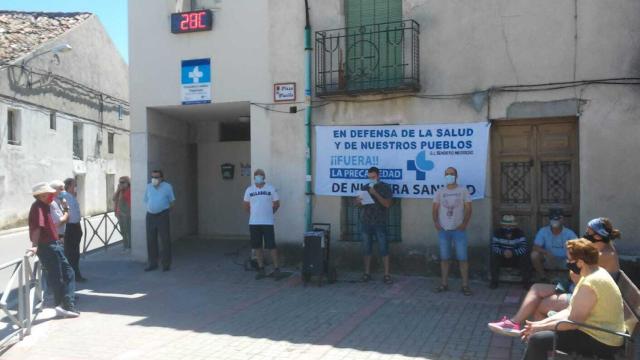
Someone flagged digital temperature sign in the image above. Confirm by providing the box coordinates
[171,10,213,34]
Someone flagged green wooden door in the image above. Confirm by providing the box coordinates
[345,0,403,91]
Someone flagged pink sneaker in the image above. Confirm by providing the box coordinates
[488,316,522,337]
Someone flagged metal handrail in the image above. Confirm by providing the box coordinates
[551,319,630,359]
[0,253,43,349]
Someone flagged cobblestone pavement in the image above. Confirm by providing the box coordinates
[2,239,527,360]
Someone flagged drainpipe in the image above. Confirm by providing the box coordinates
[304,0,313,231]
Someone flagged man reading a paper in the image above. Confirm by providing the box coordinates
[355,167,393,284]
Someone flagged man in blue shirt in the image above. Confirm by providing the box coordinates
[62,178,86,282]
[144,170,175,272]
[531,208,577,280]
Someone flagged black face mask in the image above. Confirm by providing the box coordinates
[583,233,608,243]
[566,261,581,275]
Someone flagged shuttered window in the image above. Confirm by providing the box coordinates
[344,0,404,90]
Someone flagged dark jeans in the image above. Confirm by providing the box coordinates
[361,224,389,257]
[490,252,531,285]
[146,210,171,267]
[37,241,75,307]
[64,223,83,278]
[523,330,622,360]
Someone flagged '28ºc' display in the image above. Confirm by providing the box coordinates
[171,10,213,34]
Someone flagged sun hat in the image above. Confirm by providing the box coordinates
[32,182,56,196]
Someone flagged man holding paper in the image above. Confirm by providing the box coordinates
[355,167,393,284]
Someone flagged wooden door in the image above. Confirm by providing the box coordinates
[492,118,579,240]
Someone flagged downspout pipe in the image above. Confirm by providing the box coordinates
[304,0,313,232]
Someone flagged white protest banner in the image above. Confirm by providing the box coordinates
[314,122,490,199]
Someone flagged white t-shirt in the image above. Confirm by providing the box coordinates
[243,184,280,225]
[434,185,472,231]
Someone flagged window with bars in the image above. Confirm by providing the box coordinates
[340,196,401,242]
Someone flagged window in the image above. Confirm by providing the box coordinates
[50,111,57,130]
[219,121,250,142]
[7,109,21,145]
[73,123,83,159]
[340,197,401,242]
[106,174,115,212]
[117,105,123,121]
[108,132,115,154]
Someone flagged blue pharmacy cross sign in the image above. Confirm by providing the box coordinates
[181,58,211,105]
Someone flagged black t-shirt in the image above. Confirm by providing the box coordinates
[361,182,393,225]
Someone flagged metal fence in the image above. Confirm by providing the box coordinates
[0,212,122,350]
[315,19,420,96]
[82,212,122,255]
[0,255,43,349]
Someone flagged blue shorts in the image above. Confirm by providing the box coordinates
[438,230,468,261]
[361,224,389,257]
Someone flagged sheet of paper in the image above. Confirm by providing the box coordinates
[358,190,375,205]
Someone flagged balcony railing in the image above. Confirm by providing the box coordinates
[315,20,420,97]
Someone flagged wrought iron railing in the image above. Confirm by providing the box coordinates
[315,20,420,97]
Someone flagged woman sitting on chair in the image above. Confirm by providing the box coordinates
[520,238,625,360]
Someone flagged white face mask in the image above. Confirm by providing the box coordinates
[254,175,265,184]
[445,174,456,185]
[151,178,160,186]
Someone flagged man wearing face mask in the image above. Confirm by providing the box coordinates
[144,170,176,272]
[531,208,577,281]
[27,182,79,318]
[432,167,473,296]
[355,167,393,284]
[243,169,281,280]
[61,178,86,282]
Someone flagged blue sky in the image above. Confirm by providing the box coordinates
[1,0,129,61]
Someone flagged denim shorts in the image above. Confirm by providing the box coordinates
[438,230,468,261]
[361,224,389,257]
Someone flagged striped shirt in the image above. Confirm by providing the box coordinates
[491,227,528,256]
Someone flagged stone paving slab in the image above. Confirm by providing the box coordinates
[1,239,527,359]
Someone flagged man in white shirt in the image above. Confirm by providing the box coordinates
[243,169,281,280]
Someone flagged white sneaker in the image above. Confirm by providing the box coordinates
[54,305,80,318]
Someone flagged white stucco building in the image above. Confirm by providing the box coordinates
[129,0,640,274]
[0,11,130,229]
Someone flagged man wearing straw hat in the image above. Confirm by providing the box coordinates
[27,182,79,318]
[489,214,531,289]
